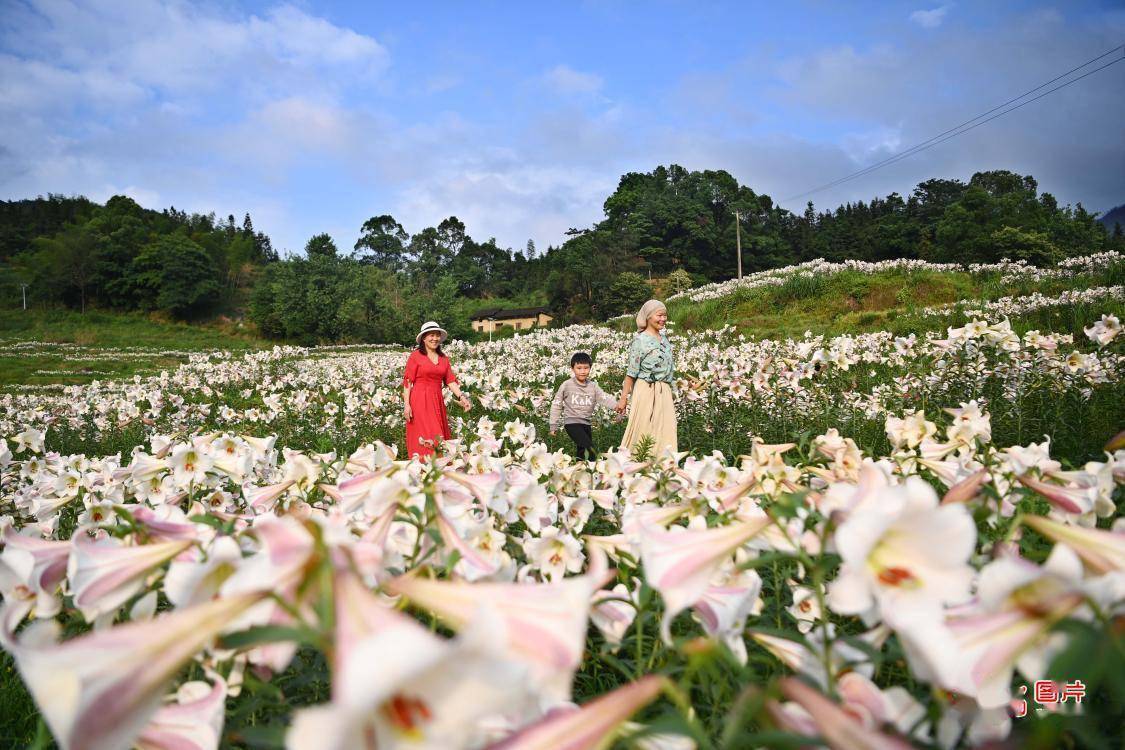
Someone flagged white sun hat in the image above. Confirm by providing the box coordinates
[416,321,449,345]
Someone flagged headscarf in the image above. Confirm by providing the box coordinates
[635,299,667,332]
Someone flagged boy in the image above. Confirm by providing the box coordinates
[549,352,619,460]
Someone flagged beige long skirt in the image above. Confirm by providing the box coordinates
[620,380,678,455]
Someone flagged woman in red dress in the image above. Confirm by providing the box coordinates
[403,321,472,459]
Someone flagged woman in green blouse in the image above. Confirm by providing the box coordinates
[616,299,678,455]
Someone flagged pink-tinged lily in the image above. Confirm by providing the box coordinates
[287,569,529,750]
[443,469,506,510]
[940,469,990,506]
[587,488,618,511]
[583,534,636,565]
[827,478,975,625]
[436,509,500,581]
[128,454,169,484]
[893,547,1085,709]
[486,674,667,750]
[1,592,262,750]
[771,678,915,750]
[245,479,296,512]
[317,483,343,502]
[386,561,612,701]
[638,516,771,642]
[337,468,409,516]
[1016,474,1095,516]
[621,502,693,540]
[0,569,36,632]
[703,476,758,512]
[68,534,193,621]
[590,584,637,649]
[345,505,398,583]
[834,672,929,742]
[750,628,873,690]
[1023,515,1125,575]
[1,527,70,618]
[221,515,315,595]
[164,537,243,608]
[131,506,202,541]
[135,677,227,750]
[739,440,797,469]
[220,516,317,673]
[692,570,762,664]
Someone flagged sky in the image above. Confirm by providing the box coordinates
[2,0,1124,256]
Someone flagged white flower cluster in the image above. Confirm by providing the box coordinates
[2,309,1121,451]
[918,285,1125,319]
[970,251,1125,284]
[1,400,1122,749]
[658,251,1123,306]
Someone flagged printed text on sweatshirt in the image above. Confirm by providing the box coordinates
[549,377,617,430]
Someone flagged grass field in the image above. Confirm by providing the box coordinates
[619,263,1125,339]
[0,309,265,388]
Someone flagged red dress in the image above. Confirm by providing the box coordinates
[403,349,458,458]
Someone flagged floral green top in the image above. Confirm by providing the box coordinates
[626,331,675,384]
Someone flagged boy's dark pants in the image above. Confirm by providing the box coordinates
[564,423,596,460]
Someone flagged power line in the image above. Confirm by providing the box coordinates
[787,43,1125,200]
[783,43,1125,203]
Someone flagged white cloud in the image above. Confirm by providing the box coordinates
[0,1,389,112]
[393,162,618,250]
[543,64,604,95]
[2,0,1122,260]
[910,6,950,29]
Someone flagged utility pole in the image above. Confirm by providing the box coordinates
[21,283,28,310]
[734,211,743,280]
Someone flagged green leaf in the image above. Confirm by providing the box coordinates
[218,625,313,650]
[227,723,288,749]
[189,513,227,529]
[735,551,795,571]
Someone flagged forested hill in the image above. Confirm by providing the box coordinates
[2,167,1122,344]
[540,166,1118,319]
[1098,203,1125,231]
[0,194,276,316]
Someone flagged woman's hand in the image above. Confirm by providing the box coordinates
[404,403,413,423]
[615,396,628,414]
[458,394,472,411]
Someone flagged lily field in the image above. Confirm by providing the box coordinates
[2,254,1125,749]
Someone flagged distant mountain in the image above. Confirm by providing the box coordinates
[1098,203,1125,230]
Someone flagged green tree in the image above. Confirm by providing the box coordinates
[602,271,651,318]
[305,233,338,258]
[989,226,1062,266]
[354,215,409,270]
[157,235,221,317]
[34,224,99,312]
[665,268,693,296]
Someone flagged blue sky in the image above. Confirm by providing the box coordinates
[2,1,1123,256]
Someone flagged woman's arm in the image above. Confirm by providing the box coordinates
[402,383,413,422]
[618,337,643,413]
[445,364,472,410]
[402,353,418,422]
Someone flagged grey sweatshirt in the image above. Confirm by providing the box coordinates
[549,376,617,430]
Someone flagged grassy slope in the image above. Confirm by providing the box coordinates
[0,309,265,388]
[614,264,1125,340]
